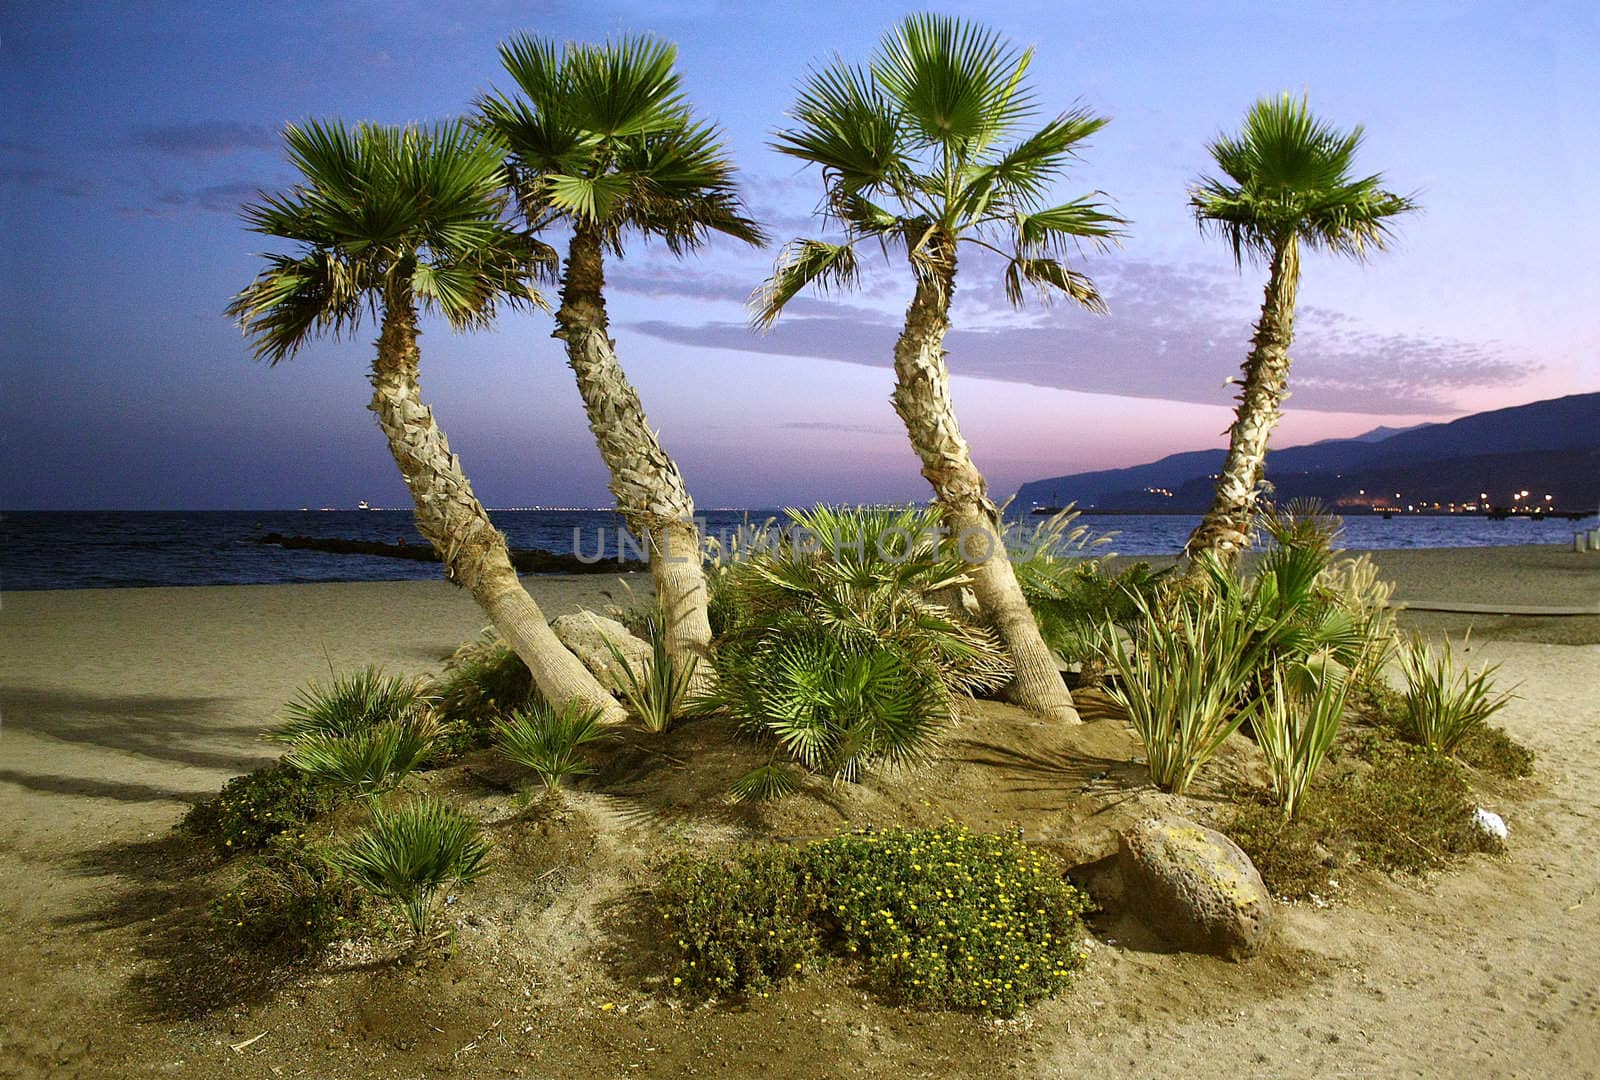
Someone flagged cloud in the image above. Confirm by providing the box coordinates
[153,180,267,214]
[627,256,1533,414]
[129,121,280,159]
[0,163,98,198]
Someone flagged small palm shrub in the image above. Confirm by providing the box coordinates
[715,505,1013,695]
[209,834,367,955]
[272,666,430,742]
[1254,660,1355,819]
[494,699,607,794]
[1394,634,1516,755]
[657,825,1093,1016]
[707,505,1007,790]
[604,617,698,734]
[427,631,536,758]
[182,762,333,856]
[1098,577,1277,794]
[283,714,439,800]
[333,796,492,940]
[714,630,947,784]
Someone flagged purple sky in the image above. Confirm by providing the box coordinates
[2,1,1595,510]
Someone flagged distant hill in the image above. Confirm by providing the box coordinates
[1016,392,1600,512]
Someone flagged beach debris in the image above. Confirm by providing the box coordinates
[1473,808,1509,840]
[229,1032,269,1054]
[551,612,653,693]
[1117,816,1274,960]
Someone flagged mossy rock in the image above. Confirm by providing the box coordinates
[1117,815,1273,960]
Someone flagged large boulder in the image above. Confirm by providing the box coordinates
[1117,816,1273,960]
[550,612,651,693]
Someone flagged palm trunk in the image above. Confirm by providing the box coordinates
[1184,237,1301,571]
[370,302,626,724]
[553,224,713,672]
[890,244,1079,723]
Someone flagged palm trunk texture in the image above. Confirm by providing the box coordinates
[1185,237,1301,571]
[553,225,714,670]
[890,244,1079,723]
[370,303,626,723]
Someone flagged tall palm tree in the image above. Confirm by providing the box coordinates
[1183,93,1417,568]
[754,14,1123,722]
[228,119,626,724]
[478,34,765,671]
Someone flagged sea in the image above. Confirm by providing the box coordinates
[2,508,1596,592]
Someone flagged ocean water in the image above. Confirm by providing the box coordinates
[2,508,1595,592]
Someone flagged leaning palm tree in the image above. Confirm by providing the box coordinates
[1183,93,1417,568]
[478,34,765,671]
[754,14,1123,722]
[228,119,625,724]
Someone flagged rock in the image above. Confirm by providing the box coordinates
[1473,808,1509,840]
[1117,815,1273,960]
[550,612,652,692]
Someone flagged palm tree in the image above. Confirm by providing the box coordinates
[478,34,765,671]
[754,14,1123,722]
[1183,93,1417,568]
[229,119,626,724]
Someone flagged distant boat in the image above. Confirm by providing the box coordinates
[357,500,371,510]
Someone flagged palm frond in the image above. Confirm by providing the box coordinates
[1192,92,1416,265]
[872,13,1034,154]
[752,239,861,329]
[1001,256,1106,311]
[232,118,541,359]
[563,34,687,138]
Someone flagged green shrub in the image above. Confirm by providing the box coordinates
[804,825,1093,1016]
[1008,506,1146,667]
[209,835,367,955]
[182,762,332,856]
[494,699,607,794]
[657,847,821,998]
[1395,634,1516,755]
[1223,798,1337,902]
[656,825,1094,1017]
[333,796,492,940]
[605,617,698,734]
[426,631,536,758]
[1350,671,1532,778]
[1455,723,1536,779]
[272,666,430,742]
[1227,743,1501,899]
[283,714,439,800]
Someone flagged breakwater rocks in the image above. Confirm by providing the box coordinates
[252,533,648,575]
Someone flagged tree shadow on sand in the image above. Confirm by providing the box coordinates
[57,833,310,1022]
[1,687,273,772]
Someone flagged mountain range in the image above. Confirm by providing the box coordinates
[1015,392,1600,513]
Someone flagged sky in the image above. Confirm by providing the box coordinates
[2,0,1596,510]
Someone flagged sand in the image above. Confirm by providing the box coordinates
[1,548,1597,1077]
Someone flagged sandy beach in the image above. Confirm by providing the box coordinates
[1,547,1596,1077]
